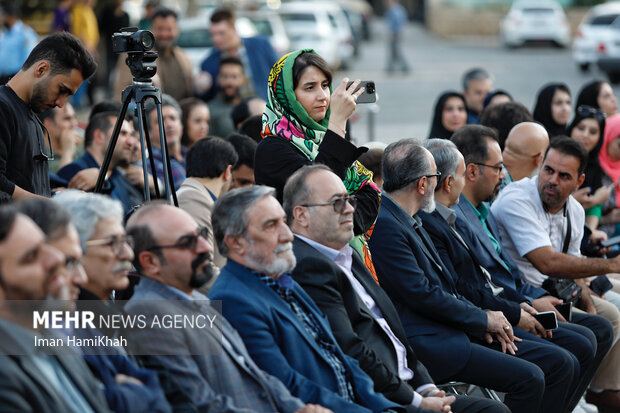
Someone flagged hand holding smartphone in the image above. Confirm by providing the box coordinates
[346,80,376,103]
[533,311,558,330]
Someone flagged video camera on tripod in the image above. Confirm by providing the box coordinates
[95,27,178,206]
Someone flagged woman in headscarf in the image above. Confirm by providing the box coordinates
[255,49,379,236]
[567,105,609,230]
[598,113,620,235]
[576,80,618,119]
[482,89,513,112]
[533,83,572,138]
[427,91,467,140]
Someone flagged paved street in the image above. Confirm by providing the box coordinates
[341,19,617,145]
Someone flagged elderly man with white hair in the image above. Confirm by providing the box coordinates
[54,190,134,301]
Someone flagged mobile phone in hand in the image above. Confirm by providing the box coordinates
[554,302,572,322]
[534,311,558,330]
[346,80,376,103]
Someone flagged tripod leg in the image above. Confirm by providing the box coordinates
[135,101,151,202]
[94,90,135,193]
[154,102,175,205]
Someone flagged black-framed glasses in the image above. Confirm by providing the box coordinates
[474,163,504,173]
[576,105,605,121]
[147,226,209,252]
[409,172,442,184]
[34,119,54,162]
[86,235,134,256]
[301,195,357,213]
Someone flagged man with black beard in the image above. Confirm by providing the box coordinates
[0,31,96,200]
[208,56,246,138]
[125,202,327,413]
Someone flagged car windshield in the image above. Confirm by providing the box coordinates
[280,12,317,22]
[521,8,555,15]
[177,28,213,49]
[251,19,274,36]
[590,14,620,26]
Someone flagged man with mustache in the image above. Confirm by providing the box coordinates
[0,204,109,412]
[490,136,620,411]
[54,190,134,301]
[209,186,410,412]
[0,31,96,199]
[17,196,172,413]
[125,202,328,412]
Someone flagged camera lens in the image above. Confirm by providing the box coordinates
[367,82,375,94]
[140,31,155,50]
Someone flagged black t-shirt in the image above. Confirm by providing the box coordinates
[0,85,51,197]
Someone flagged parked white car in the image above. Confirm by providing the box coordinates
[277,2,354,69]
[573,1,620,71]
[500,1,571,48]
[596,19,620,84]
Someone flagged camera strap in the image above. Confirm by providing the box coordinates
[562,203,571,254]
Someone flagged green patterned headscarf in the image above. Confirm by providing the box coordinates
[262,49,377,194]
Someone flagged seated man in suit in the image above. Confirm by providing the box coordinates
[419,138,602,413]
[0,204,109,412]
[125,202,326,412]
[209,186,412,412]
[451,126,616,411]
[285,164,509,413]
[368,139,575,413]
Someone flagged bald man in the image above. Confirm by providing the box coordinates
[501,122,549,188]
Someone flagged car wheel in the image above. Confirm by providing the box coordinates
[579,63,589,72]
[608,72,620,85]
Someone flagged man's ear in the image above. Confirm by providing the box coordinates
[292,205,310,229]
[416,176,427,196]
[576,173,586,190]
[139,251,160,276]
[32,61,50,79]
[224,234,245,256]
[465,163,478,182]
[222,164,233,183]
[442,175,453,194]
[93,128,106,146]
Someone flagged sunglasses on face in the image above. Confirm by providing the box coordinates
[147,226,210,252]
[301,195,358,213]
[576,105,605,121]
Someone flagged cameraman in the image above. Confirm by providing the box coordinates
[0,32,96,200]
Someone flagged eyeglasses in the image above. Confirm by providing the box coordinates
[86,235,134,256]
[408,172,442,184]
[474,163,504,173]
[34,119,54,162]
[576,105,605,121]
[301,195,357,213]
[64,257,84,273]
[147,226,209,252]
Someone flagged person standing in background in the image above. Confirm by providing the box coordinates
[0,3,38,85]
[384,0,409,74]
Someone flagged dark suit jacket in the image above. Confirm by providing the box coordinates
[453,194,547,301]
[419,209,521,325]
[291,237,434,406]
[209,260,402,413]
[368,195,488,381]
[0,320,109,413]
[125,276,305,413]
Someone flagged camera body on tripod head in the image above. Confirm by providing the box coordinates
[113,27,158,82]
[112,27,155,54]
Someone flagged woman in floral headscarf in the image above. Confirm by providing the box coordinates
[255,49,380,237]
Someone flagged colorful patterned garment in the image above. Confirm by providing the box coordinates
[262,49,380,277]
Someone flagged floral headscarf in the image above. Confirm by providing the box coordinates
[262,49,376,194]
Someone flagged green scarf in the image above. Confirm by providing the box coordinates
[261,49,376,194]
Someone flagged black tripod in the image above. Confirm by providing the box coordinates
[94,50,178,206]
